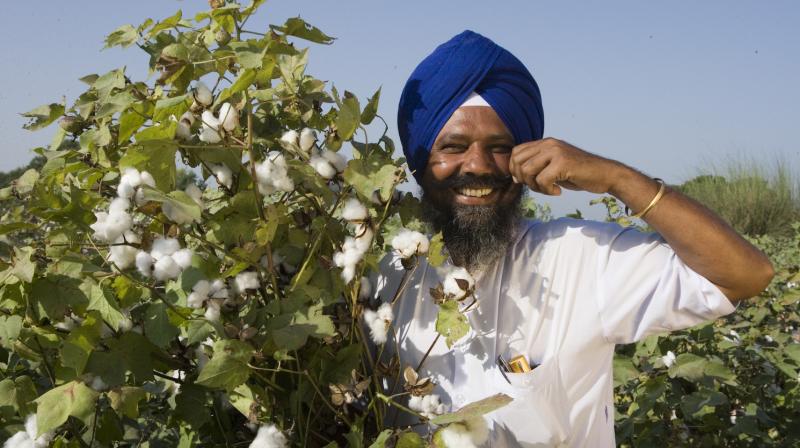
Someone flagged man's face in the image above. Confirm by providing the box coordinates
[420,106,525,270]
[421,106,523,208]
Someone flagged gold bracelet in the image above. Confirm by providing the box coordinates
[629,178,666,219]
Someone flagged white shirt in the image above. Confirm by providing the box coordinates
[375,217,736,447]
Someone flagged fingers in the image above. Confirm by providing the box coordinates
[534,164,563,196]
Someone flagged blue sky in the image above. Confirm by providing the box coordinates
[1,1,798,217]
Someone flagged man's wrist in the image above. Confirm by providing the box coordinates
[607,164,662,215]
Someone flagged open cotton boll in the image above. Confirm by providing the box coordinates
[109,197,130,214]
[249,423,288,448]
[176,120,193,140]
[172,248,194,269]
[210,163,233,189]
[363,308,390,344]
[309,156,336,180]
[235,271,261,293]
[219,102,239,132]
[153,256,181,281]
[204,299,222,322]
[439,417,488,448]
[341,198,368,222]
[193,82,213,106]
[150,238,180,260]
[200,110,222,143]
[279,130,300,153]
[135,251,154,277]
[443,267,475,300]
[90,209,132,243]
[187,292,206,308]
[210,279,229,299]
[140,171,156,187]
[662,350,676,368]
[321,149,347,172]
[299,127,317,153]
[376,302,393,323]
[120,168,143,189]
[109,230,140,269]
[354,228,373,253]
[391,229,429,258]
[117,181,136,199]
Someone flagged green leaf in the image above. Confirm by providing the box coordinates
[336,94,361,141]
[668,353,709,381]
[215,69,256,106]
[32,275,88,321]
[35,381,100,435]
[680,389,728,418]
[427,233,447,267]
[396,431,426,448]
[197,339,253,390]
[104,24,138,48]
[96,91,137,118]
[60,321,100,374]
[431,393,513,425]
[87,284,125,331]
[613,355,639,388]
[93,69,126,102]
[361,87,381,125]
[119,140,178,190]
[230,40,267,69]
[368,430,393,448]
[0,376,37,414]
[153,94,190,123]
[21,103,65,131]
[118,103,151,144]
[343,157,400,203]
[271,17,335,44]
[229,383,257,419]
[108,387,146,418]
[134,120,177,142]
[174,384,211,428]
[0,315,23,349]
[143,302,179,348]
[435,301,469,348]
[11,247,35,283]
[269,302,336,351]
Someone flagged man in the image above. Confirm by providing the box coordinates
[375,30,774,446]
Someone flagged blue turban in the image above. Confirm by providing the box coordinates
[397,30,545,183]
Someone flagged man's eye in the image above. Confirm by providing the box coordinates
[440,145,467,153]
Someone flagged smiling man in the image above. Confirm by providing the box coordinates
[376,30,774,446]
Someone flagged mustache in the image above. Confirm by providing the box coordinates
[432,173,513,190]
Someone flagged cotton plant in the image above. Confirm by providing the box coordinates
[0,3,513,446]
[391,228,430,259]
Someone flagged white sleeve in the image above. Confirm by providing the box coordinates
[592,223,736,344]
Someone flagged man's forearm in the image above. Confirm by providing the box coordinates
[608,164,775,302]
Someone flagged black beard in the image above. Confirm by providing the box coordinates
[420,174,523,272]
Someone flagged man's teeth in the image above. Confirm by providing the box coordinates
[458,187,493,197]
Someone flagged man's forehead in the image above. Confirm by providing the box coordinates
[436,107,513,142]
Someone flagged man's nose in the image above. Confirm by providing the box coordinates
[460,143,497,176]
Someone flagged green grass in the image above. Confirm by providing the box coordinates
[678,157,800,237]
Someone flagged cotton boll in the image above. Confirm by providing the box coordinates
[341,198,368,222]
[363,308,389,344]
[219,102,239,132]
[211,164,233,189]
[408,395,423,411]
[376,302,393,323]
[391,229,429,258]
[136,251,154,277]
[204,299,221,322]
[662,350,676,368]
[118,312,133,333]
[249,423,288,448]
[120,168,143,188]
[354,228,373,253]
[187,292,206,309]
[210,279,229,299]
[443,267,475,300]
[321,149,347,172]
[341,265,356,284]
[299,127,317,153]
[185,184,203,206]
[194,82,213,106]
[89,375,109,392]
[109,231,140,269]
[172,248,194,269]
[11,414,55,448]
[440,423,475,448]
[272,175,295,193]
[200,124,222,143]
[109,197,131,215]
[235,271,260,293]
[193,280,211,297]
[4,430,32,448]
[140,171,156,188]
[117,180,136,199]
[153,256,181,281]
[310,156,336,180]
[150,238,180,260]
[176,120,192,140]
[279,130,300,153]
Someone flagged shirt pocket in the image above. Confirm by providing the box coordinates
[488,357,572,447]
